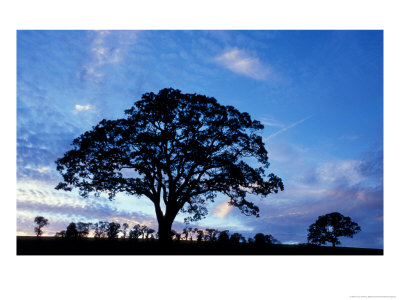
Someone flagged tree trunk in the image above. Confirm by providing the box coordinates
[153,199,179,244]
[332,241,336,247]
[158,217,174,243]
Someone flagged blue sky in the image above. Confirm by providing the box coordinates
[17,30,383,248]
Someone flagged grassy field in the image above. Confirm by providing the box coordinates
[17,236,383,255]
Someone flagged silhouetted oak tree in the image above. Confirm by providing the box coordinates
[34,216,49,237]
[55,88,284,242]
[307,212,361,247]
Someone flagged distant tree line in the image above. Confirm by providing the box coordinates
[51,220,280,245]
[35,211,361,247]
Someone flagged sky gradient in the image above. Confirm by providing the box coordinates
[17,30,383,248]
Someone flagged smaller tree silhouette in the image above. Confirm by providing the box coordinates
[253,233,279,245]
[34,216,49,237]
[254,233,266,245]
[192,228,198,241]
[92,221,109,238]
[196,230,204,242]
[307,212,361,247]
[55,230,66,238]
[265,234,280,245]
[230,233,245,244]
[146,228,156,240]
[107,222,121,239]
[205,228,218,242]
[218,230,230,243]
[182,228,190,241]
[170,229,177,240]
[122,223,129,239]
[128,229,138,240]
[129,224,142,240]
[140,226,147,239]
[76,222,90,238]
[188,227,193,241]
[65,222,78,239]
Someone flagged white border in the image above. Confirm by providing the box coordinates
[2,1,399,299]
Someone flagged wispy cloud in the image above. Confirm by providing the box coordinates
[317,160,364,185]
[74,104,93,113]
[260,117,283,128]
[216,48,271,80]
[91,31,122,66]
[212,201,234,219]
[265,116,311,141]
[24,165,51,174]
[80,30,138,83]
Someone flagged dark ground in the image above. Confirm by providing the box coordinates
[17,236,383,255]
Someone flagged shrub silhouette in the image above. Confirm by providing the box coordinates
[55,88,284,242]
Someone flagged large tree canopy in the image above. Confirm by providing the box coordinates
[55,88,284,241]
[307,212,361,247]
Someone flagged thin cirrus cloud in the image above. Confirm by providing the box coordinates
[260,117,284,128]
[265,116,312,141]
[216,48,271,80]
